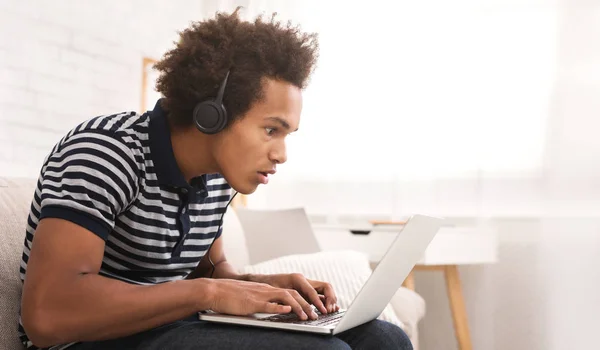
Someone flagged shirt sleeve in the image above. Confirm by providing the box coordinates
[39,130,139,240]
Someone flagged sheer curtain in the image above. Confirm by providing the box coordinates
[215,0,558,219]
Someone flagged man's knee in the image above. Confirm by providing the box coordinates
[341,320,413,350]
[369,320,413,350]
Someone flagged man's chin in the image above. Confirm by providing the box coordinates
[236,189,256,196]
[219,174,257,195]
[230,183,258,196]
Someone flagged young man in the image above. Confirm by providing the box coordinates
[18,9,412,350]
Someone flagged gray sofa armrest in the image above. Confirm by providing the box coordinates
[0,177,37,350]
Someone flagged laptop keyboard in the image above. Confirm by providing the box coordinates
[258,310,345,327]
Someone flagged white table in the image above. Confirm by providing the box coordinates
[311,222,498,350]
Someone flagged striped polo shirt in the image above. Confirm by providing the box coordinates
[18,100,232,349]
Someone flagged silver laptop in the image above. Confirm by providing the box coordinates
[198,214,443,335]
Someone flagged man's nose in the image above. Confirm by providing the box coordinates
[269,141,287,164]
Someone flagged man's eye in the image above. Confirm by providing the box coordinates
[266,127,277,136]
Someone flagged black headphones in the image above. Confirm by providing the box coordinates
[193,70,231,134]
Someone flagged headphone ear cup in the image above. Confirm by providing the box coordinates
[193,101,228,134]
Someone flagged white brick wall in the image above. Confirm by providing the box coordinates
[0,0,212,177]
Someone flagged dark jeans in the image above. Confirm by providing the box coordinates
[69,316,413,350]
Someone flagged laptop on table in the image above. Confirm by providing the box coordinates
[198,214,443,335]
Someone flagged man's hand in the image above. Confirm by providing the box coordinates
[249,273,339,316]
[208,278,323,320]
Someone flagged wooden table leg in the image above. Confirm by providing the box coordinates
[444,265,472,350]
[402,270,415,291]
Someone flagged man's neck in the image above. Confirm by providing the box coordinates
[170,124,219,182]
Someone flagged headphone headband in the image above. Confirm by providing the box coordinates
[215,70,230,105]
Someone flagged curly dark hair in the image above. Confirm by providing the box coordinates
[154,7,319,128]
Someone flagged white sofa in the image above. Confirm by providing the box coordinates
[0,176,426,349]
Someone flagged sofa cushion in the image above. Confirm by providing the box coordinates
[0,177,37,349]
[241,250,407,330]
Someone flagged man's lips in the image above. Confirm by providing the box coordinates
[257,169,275,184]
[257,172,269,184]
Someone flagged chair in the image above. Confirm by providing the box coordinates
[234,207,321,265]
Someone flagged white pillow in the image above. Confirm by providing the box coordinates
[241,250,406,330]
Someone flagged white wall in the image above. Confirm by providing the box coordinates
[416,1,600,349]
[0,0,206,177]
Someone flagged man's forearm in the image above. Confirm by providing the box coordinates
[211,260,264,283]
[22,274,214,348]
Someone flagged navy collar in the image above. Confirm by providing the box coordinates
[148,99,207,195]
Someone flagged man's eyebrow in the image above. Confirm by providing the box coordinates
[266,116,298,132]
